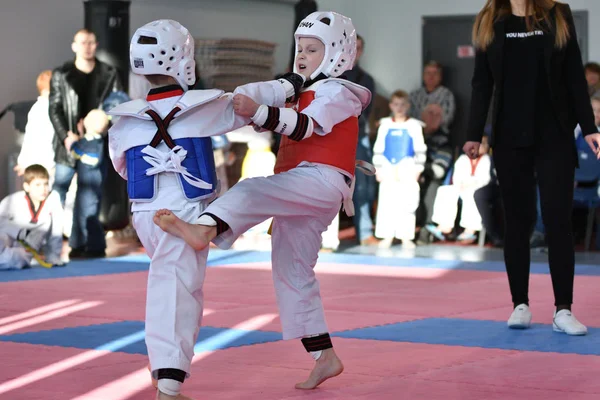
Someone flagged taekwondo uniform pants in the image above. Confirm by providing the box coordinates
[133,204,208,376]
[375,180,421,240]
[206,164,348,339]
[0,235,30,270]
[432,185,484,231]
[0,220,35,270]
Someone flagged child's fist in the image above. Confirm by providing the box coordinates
[232,94,259,117]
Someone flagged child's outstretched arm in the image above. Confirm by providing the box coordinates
[233,93,316,142]
[236,73,304,105]
[218,73,305,133]
[235,81,363,142]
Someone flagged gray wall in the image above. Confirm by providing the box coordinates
[0,0,598,198]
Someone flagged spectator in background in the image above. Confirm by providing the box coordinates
[15,70,56,178]
[584,62,600,97]
[410,61,456,134]
[0,165,65,269]
[49,28,122,259]
[345,34,379,246]
[373,90,426,249]
[429,136,492,243]
[67,109,110,258]
[416,103,453,244]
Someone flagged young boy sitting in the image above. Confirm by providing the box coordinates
[429,136,492,242]
[0,164,65,269]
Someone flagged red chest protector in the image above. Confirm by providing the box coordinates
[274,90,359,176]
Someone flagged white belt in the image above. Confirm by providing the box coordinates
[141,145,213,190]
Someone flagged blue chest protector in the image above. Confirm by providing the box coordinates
[125,107,218,202]
[383,128,415,165]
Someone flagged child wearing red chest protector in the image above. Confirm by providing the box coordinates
[154,11,371,390]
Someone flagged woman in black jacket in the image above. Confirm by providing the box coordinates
[464,0,600,335]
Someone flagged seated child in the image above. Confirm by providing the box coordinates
[0,164,64,269]
[429,136,492,242]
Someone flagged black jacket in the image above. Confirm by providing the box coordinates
[467,3,596,144]
[49,59,122,167]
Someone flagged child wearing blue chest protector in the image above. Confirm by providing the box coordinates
[373,90,427,248]
[107,19,303,400]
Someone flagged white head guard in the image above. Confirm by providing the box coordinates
[293,11,357,80]
[130,20,195,90]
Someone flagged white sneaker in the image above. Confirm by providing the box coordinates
[507,304,532,329]
[553,310,587,336]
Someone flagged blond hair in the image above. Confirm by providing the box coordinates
[84,109,109,135]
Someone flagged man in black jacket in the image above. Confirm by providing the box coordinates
[49,28,122,259]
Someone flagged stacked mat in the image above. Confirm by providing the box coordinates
[195,38,277,91]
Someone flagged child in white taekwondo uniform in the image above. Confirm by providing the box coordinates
[107,20,304,400]
[373,90,427,248]
[153,12,372,391]
[0,164,64,269]
[431,136,492,241]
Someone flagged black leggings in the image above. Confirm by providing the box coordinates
[493,141,576,307]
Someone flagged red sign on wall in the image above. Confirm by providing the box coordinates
[457,45,475,58]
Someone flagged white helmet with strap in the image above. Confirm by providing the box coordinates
[130,20,195,90]
[293,11,357,80]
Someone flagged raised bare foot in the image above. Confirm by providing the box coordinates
[295,348,344,390]
[156,390,195,400]
[153,209,215,251]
